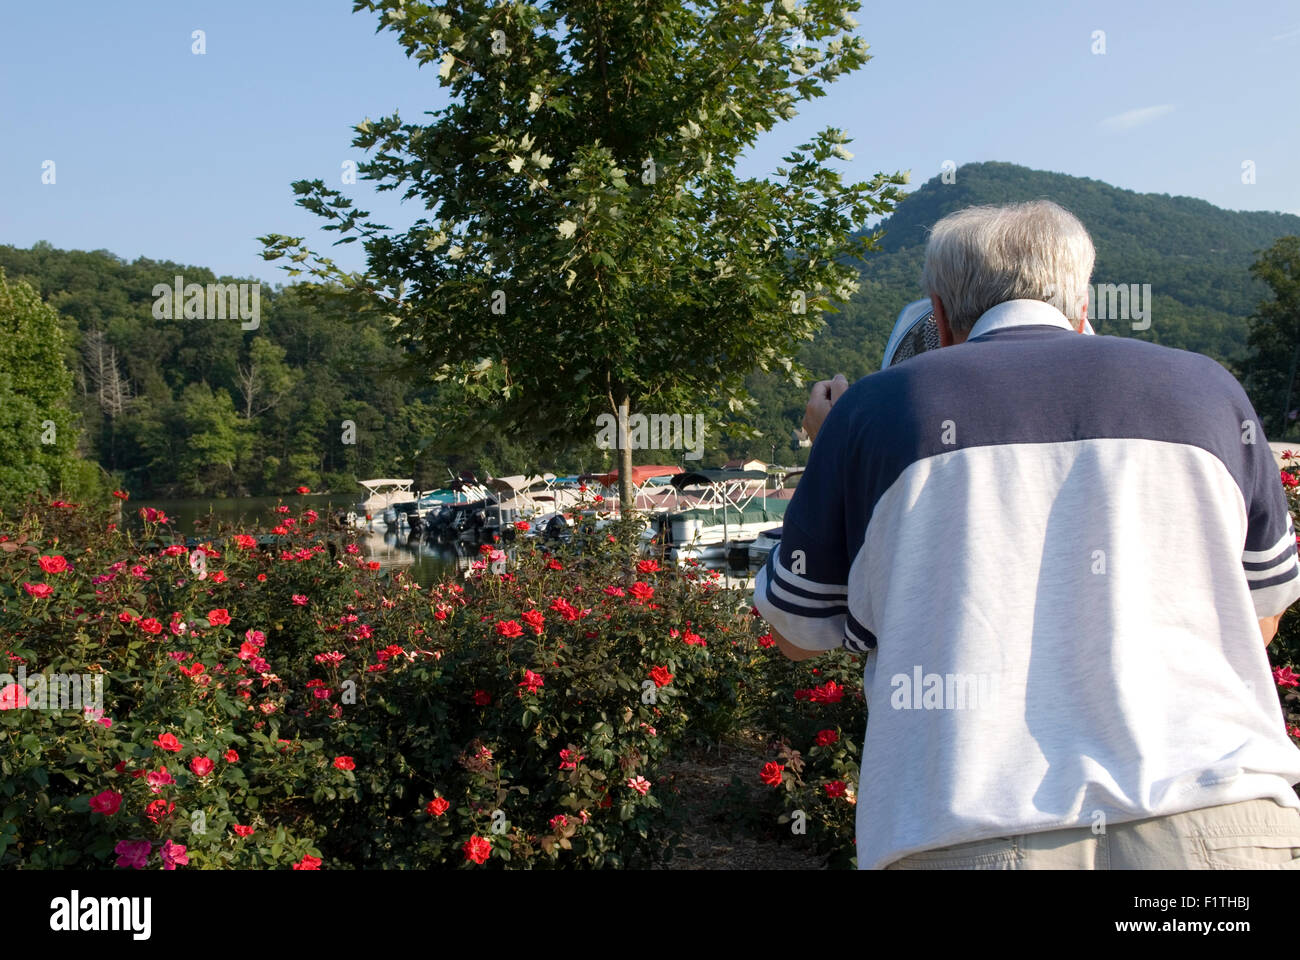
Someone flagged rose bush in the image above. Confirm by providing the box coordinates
[0,492,847,868]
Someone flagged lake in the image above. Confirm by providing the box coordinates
[130,495,462,586]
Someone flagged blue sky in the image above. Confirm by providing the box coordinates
[2,0,1297,284]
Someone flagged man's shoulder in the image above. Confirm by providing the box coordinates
[847,330,1246,406]
[1075,333,1251,407]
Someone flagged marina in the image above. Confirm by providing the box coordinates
[337,462,799,579]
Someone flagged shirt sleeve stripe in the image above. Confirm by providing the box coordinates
[769,547,850,599]
[844,610,877,651]
[1246,552,1299,581]
[1248,560,1300,592]
[766,564,850,608]
[753,565,849,651]
[1250,566,1300,618]
[1243,518,1296,563]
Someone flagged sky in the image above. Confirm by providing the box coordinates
[2,0,1297,284]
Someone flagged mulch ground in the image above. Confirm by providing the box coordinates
[652,729,827,870]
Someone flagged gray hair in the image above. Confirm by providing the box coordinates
[920,200,1096,336]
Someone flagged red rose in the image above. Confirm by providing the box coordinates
[636,559,660,574]
[495,619,523,638]
[814,729,839,747]
[0,683,27,711]
[207,608,232,626]
[21,582,53,599]
[38,555,69,574]
[233,534,256,549]
[292,854,322,870]
[154,732,183,752]
[426,797,450,817]
[232,824,255,837]
[809,681,844,703]
[223,749,239,763]
[146,799,176,823]
[473,690,492,706]
[521,609,545,634]
[190,756,215,777]
[649,666,674,688]
[517,669,545,694]
[296,486,311,494]
[333,756,356,771]
[137,618,163,635]
[463,836,492,864]
[759,762,784,787]
[628,581,654,601]
[89,790,122,815]
[824,781,848,798]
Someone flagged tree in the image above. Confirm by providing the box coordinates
[1244,236,1300,439]
[82,328,134,418]
[262,0,906,508]
[174,383,249,496]
[0,269,98,506]
[234,337,298,420]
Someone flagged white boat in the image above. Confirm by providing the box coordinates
[641,469,788,564]
[747,526,783,565]
[351,479,417,528]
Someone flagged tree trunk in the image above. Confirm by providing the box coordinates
[617,394,633,514]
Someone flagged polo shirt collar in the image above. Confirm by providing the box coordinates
[967,299,1090,339]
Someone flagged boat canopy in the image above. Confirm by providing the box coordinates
[668,501,787,524]
[485,474,556,494]
[669,469,766,488]
[580,465,684,486]
[359,478,414,490]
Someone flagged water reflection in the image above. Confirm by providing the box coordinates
[353,525,467,586]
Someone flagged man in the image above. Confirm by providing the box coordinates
[754,199,1300,869]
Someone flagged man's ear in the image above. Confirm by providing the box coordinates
[1076,295,1088,332]
[933,296,956,347]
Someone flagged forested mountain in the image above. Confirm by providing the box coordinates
[0,244,554,497]
[3,162,1297,496]
[741,161,1300,464]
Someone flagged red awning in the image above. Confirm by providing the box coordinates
[585,464,684,487]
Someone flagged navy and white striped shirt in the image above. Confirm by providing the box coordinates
[755,299,1300,870]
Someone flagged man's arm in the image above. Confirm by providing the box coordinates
[1260,613,1283,646]
[753,373,859,660]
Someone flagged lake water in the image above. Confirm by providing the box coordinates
[129,496,758,591]
[130,495,461,586]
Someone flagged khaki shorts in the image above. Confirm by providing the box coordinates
[883,797,1300,869]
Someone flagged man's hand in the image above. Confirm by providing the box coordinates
[802,374,850,443]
